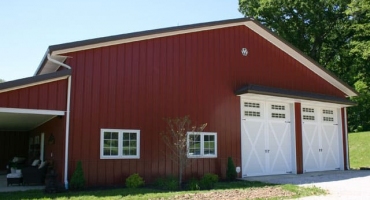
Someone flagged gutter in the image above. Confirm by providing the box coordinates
[344,108,350,170]
[46,53,72,189]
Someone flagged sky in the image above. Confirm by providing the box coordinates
[0,1,243,81]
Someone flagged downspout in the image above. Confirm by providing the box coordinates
[46,54,72,189]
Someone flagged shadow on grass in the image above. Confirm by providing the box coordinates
[0,181,277,200]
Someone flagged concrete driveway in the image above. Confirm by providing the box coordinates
[244,170,370,199]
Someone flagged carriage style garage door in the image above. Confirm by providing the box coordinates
[241,100,293,177]
[302,106,342,172]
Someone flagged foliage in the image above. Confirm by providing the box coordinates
[154,176,179,191]
[69,161,86,190]
[125,173,145,188]
[160,116,207,188]
[349,131,370,169]
[0,78,5,83]
[238,0,370,131]
[226,157,237,181]
[199,173,219,190]
[186,177,200,190]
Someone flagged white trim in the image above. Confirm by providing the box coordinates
[0,75,70,94]
[187,132,217,158]
[0,108,65,116]
[100,129,140,159]
[344,108,349,170]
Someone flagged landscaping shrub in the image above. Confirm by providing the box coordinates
[154,175,179,191]
[226,157,237,181]
[199,173,218,190]
[69,161,86,190]
[187,177,200,190]
[125,173,145,188]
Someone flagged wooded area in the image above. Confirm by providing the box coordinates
[239,0,370,132]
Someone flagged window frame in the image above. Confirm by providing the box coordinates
[100,129,140,159]
[187,132,217,158]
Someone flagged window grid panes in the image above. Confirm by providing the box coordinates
[187,132,217,158]
[271,105,285,110]
[303,108,314,113]
[244,102,260,108]
[103,132,119,156]
[323,110,334,115]
[272,113,285,119]
[303,115,315,121]
[245,111,260,117]
[101,129,140,159]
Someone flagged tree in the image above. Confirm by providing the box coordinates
[239,0,370,131]
[0,79,5,83]
[160,116,207,189]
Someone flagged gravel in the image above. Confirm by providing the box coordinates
[244,170,370,199]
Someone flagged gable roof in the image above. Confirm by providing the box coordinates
[34,18,357,97]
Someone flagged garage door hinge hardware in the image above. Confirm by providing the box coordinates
[335,168,340,170]
[286,171,292,174]
[285,121,291,123]
[334,124,338,125]
[242,119,246,120]
[265,150,270,153]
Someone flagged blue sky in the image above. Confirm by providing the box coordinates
[0,1,243,81]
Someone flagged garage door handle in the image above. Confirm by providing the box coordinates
[285,121,290,123]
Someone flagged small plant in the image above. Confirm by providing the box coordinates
[69,161,86,190]
[125,173,145,188]
[226,157,237,181]
[154,176,179,191]
[199,173,218,190]
[187,177,200,190]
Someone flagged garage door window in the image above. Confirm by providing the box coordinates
[187,132,217,158]
[243,102,262,118]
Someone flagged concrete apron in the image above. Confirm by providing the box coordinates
[240,170,370,186]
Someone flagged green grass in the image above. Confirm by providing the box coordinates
[349,131,370,169]
[0,181,326,200]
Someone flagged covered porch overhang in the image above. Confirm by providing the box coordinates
[0,108,65,132]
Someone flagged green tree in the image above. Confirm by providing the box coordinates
[0,79,5,83]
[239,0,370,131]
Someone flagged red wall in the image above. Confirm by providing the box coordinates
[62,25,347,186]
[30,117,66,183]
[0,79,68,110]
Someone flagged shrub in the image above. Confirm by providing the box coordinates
[226,157,237,181]
[69,161,85,190]
[154,175,179,191]
[187,177,200,190]
[199,173,218,190]
[125,173,145,188]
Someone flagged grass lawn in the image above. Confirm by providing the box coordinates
[349,131,370,169]
[0,181,325,200]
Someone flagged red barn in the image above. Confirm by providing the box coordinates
[0,18,357,188]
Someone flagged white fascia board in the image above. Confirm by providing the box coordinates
[0,108,65,116]
[51,22,245,55]
[244,21,357,97]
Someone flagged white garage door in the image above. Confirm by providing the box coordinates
[241,100,293,177]
[302,106,341,172]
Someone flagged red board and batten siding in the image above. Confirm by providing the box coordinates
[0,80,68,110]
[62,25,346,186]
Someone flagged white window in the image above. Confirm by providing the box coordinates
[100,129,140,159]
[187,132,217,158]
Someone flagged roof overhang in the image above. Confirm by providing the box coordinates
[34,18,357,97]
[236,84,356,107]
[0,69,71,94]
[0,108,65,131]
